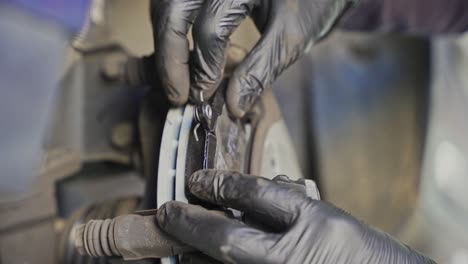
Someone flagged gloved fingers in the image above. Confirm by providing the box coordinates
[157,201,281,263]
[190,0,258,103]
[189,170,306,226]
[151,0,204,105]
[227,22,304,118]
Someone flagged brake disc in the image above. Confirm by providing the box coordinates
[157,83,251,208]
[156,86,305,263]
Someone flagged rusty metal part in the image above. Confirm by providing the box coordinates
[75,214,193,260]
[245,89,282,175]
[53,47,142,165]
[181,82,250,206]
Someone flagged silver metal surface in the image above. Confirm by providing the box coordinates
[157,107,184,208]
[175,106,195,203]
[157,107,186,264]
[260,120,304,181]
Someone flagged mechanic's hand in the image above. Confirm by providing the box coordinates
[156,170,436,264]
[150,0,356,117]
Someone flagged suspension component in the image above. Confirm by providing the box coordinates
[75,213,193,261]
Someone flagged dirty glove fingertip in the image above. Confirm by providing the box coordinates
[156,203,170,229]
[227,76,261,118]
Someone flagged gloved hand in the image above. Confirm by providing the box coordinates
[150,0,357,117]
[156,170,436,264]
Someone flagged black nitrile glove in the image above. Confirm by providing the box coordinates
[156,170,436,264]
[150,0,357,117]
